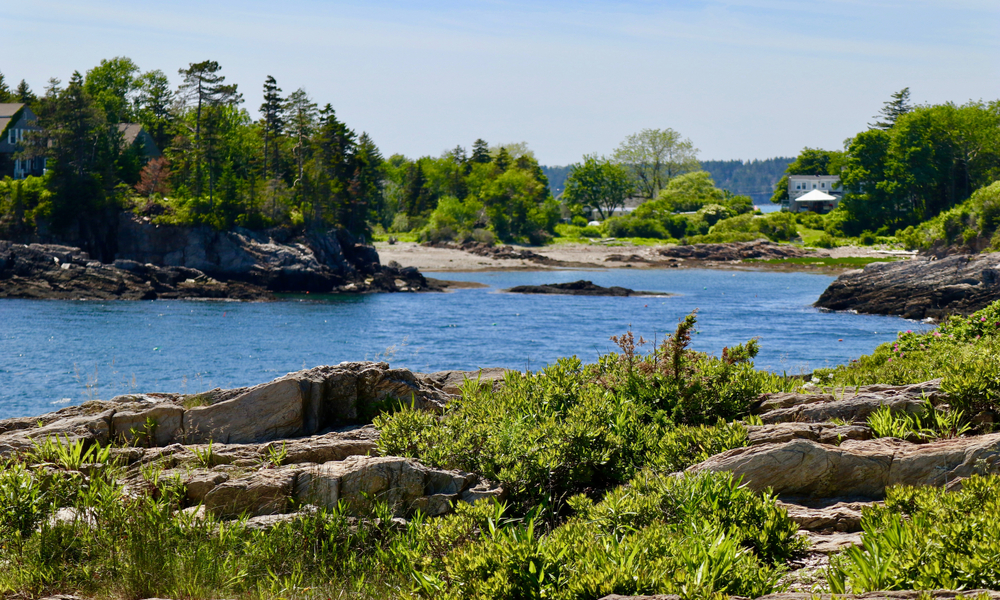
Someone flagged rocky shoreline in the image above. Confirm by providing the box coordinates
[815,252,1000,320]
[0,217,440,300]
[4,365,998,598]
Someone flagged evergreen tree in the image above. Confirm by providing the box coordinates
[309,104,356,224]
[344,132,383,235]
[471,139,491,164]
[494,147,511,171]
[285,88,317,188]
[259,75,284,180]
[403,162,433,216]
[0,73,12,102]
[15,80,35,104]
[176,60,242,203]
[871,87,913,130]
[135,69,174,151]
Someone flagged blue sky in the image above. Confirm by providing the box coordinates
[4,0,998,165]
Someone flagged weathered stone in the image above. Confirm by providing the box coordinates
[815,253,1000,319]
[747,423,872,446]
[203,468,298,518]
[182,470,231,503]
[756,380,944,424]
[656,240,813,261]
[689,433,1000,498]
[801,531,863,554]
[420,368,510,397]
[179,363,449,444]
[776,498,872,532]
[111,401,184,446]
[296,455,497,516]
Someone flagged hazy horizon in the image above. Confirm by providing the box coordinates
[5,0,997,165]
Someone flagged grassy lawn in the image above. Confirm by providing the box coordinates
[372,232,420,243]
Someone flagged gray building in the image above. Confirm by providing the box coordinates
[785,174,842,213]
[0,103,45,179]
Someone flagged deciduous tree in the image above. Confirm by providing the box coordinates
[563,154,634,220]
[613,128,699,199]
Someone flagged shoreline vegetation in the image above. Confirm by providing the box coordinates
[5,305,1000,598]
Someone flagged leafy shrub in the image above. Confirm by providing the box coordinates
[603,216,668,239]
[579,225,602,237]
[811,233,837,248]
[410,471,802,600]
[829,475,1000,593]
[571,215,588,227]
[857,230,877,245]
[376,314,789,514]
[796,212,825,229]
[867,399,970,441]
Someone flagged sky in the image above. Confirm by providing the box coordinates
[4,0,998,165]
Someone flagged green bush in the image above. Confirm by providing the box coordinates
[409,471,802,600]
[829,475,1000,593]
[376,315,790,514]
[603,216,668,239]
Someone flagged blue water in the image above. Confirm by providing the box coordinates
[0,268,931,420]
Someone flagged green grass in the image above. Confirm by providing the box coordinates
[548,235,678,247]
[744,256,902,268]
[373,231,421,243]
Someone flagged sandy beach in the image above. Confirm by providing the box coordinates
[376,240,915,273]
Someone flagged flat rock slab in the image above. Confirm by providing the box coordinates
[420,368,510,397]
[689,433,1000,498]
[815,253,1000,319]
[801,531,863,554]
[747,423,872,445]
[756,380,944,425]
[504,280,670,296]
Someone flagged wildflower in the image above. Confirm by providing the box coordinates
[982,317,987,322]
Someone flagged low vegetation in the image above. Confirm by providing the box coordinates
[8,302,1000,598]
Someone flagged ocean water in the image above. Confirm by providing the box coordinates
[0,268,931,420]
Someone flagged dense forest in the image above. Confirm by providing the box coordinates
[0,58,559,257]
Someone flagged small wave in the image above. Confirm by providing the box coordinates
[51,398,73,405]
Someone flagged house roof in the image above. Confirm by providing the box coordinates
[0,103,25,137]
[788,174,839,180]
[0,103,24,118]
[796,189,837,202]
[117,123,145,145]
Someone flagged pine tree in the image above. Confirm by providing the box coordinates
[259,75,284,180]
[135,70,174,151]
[176,60,242,203]
[871,87,913,130]
[494,147,511,171]
[471,139,491,164]
[15,80,35,104]
[285,88,317,188]
[0,73,12,102]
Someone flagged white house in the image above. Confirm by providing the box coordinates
[785,174,842,213]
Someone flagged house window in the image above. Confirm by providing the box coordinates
[7,129,13,144]
[821,182,826,188]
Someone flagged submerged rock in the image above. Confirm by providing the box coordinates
[815,253,1000,319]
[505,280,670,296]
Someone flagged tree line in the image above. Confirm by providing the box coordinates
[774,88,1000,237]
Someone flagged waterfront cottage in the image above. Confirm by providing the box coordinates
[0,103,44,179]
[786,174,843,213]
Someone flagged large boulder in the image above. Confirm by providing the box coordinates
[688,433,1000,499]
[296,455,499,517]
[0,363,450,454]
[815,253,1000,319]
[755,380,944,425]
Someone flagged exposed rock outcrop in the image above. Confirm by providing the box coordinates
[656,240,812,261]
[688,433,1000,499]
[505,280,670,296]
[815,253,1000,319]
[0,218,441,300]
[754,380,944,425]
[0,362,449,453]
[0,241,268,300]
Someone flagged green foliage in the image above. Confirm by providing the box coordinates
[867,399,971,441]
[816,301,1000,419]
[838,101,1000,235]
[684,211,798,245]
[828,475,1000,593]
[409,471,802,600]
[563,154,634,220]
[28,435,113,470]
[896,180,1000,251]
[770,148,845,204]
[376,314,790,515]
